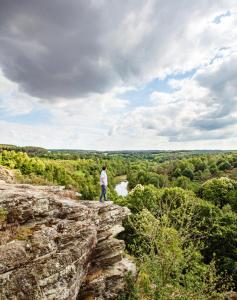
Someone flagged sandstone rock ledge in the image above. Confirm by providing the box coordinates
[0,181,136,300]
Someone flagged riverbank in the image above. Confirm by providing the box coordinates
[114,175,127,184]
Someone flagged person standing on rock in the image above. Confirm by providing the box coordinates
[99,166,108,202]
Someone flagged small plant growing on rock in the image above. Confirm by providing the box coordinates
[14,226,34,240]
[0,208,8,229]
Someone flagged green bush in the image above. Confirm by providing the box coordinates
[199,177,237,207]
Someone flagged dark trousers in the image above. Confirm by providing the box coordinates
[100,185,107,202]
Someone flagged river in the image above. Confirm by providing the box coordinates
[115,180,128,197]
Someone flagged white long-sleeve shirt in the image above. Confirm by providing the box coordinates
[100,170,108,186]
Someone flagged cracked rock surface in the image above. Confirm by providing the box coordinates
[0,179,136,300]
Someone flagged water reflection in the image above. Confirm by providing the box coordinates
[115,180,128,196]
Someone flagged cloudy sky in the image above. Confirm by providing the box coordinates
[0,0,237,150]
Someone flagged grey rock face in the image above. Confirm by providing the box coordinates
[0,180,135,300]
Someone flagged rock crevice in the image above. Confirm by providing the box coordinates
[0,180,135,300]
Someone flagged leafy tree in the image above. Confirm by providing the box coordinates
[182,168,194,180]
[199,177,237,207]
[173,167,182,178]
[218,161,232,171]
[173,176,191,189]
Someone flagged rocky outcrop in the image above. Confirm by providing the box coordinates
[0,166,14,183]
[0,180,135,300]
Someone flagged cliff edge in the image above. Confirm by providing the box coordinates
[0,175,135,299]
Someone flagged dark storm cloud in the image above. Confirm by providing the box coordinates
[0,0,229,99]
[188,54,237,133]
[196,55,237,117]
[169,131,231,142]
[0,0,138,98]
[189,116,237,131]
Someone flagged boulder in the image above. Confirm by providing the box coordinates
[0,181,135,300]
[0,166,14,183]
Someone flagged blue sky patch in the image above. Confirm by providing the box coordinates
[0,109,51,125]
[213,11,231,24]
[118,69,197,108]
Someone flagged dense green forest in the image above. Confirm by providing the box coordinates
[0,144,48,154]
[0,147,237,299]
